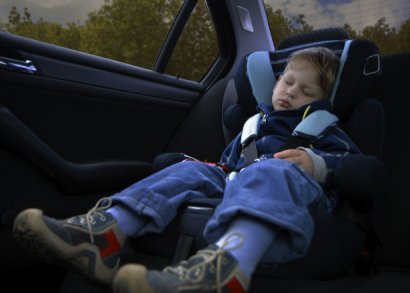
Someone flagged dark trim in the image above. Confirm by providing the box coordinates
[0,31,203,91]
[154,0,199,73]
[0,70,193,110]
[154,0,236,87]
[201,0,236,87]
[0,106,152,194]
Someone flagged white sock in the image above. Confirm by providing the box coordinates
[106,205,148,237]
[216,216,277,276]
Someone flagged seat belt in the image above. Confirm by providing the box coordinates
[240,110,339,167]
[240,113,260,166]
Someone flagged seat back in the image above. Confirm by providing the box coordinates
[370,52,410,272]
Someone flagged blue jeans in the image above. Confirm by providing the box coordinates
[111,159,327,263]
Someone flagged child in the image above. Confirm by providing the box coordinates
[13,47,360,293]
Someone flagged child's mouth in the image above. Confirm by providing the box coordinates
[278,99,291,109]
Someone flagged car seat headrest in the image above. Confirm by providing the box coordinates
[245,51,276,106]
[223,28,380,142]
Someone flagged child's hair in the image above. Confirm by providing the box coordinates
[287,47,340,98]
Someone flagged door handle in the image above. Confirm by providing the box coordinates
[0,56,38,74]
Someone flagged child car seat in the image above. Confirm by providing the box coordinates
[137,28,386,279]
[221,28,385,279]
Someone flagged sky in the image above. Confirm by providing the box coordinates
[0,0,409,32]
[0,0,105,25]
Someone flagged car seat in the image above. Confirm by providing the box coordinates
[133,28,386,280]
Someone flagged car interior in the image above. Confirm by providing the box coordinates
[1,0,410,292]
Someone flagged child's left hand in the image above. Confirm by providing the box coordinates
[273,149,313,176]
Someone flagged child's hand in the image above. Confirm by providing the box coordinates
[273,149,313,176]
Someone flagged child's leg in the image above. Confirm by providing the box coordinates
[106,205,149,236]
[205,158,324,264]
[111,159,324,293]
[109,160,226,237]
[13,160,226,285]
[13,197,126,285]
[111,217,272,293]
[216,215,279,276]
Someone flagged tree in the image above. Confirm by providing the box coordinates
[343,23,358,39]
[1,6,81,49]
[165,0,218,80]
[79,0,182,69]
[264,7,313,47]
[360,17,400,54]
[397,20,410,53]
[265,8,295,46]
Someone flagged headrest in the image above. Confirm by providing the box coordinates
[223,28,380,140]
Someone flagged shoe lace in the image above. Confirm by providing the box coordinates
[85,197,112,243]
[164,232,243,293]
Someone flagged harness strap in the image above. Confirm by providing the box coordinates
[240,110,339,167]
[293,110,339,139]
[240,113,260,145]
[242,139,258,166]
[240,113,261,166]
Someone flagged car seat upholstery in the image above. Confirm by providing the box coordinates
[138,28,386,280]
[361,52,410,288]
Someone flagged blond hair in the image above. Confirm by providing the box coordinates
[286,47,339,98]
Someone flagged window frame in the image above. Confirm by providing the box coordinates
[154,0,236,86]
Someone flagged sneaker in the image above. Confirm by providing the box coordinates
[13,197,126,285]
[112,234,250,293]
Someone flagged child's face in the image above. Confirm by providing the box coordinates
[271,59,326,111]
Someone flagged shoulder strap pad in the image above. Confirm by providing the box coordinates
[241,113,261,145]
[293,110,339,139]
[246,51,276,106]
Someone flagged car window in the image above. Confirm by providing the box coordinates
[0,0,219,82]
[165,0,218,81]
[263,0,410,55]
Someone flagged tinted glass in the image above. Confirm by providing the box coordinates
[165,0,219,81]
[263,0,410,54]
[0,0,219,81]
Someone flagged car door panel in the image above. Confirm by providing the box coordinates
[0,33,203,194]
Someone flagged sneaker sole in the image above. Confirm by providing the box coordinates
[13,208,118,285]
[112,264,155,293]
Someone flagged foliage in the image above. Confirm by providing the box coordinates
[165,0,218,80]
[265,8,312,46]
[1,6,81,48]
[78,0,182,69]
[1,1,409,80]
[264,7,410,55]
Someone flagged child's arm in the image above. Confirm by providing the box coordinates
[218,132,242,171]
[275,126,361,185]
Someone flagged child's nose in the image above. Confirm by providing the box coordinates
[286,86,297,99]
